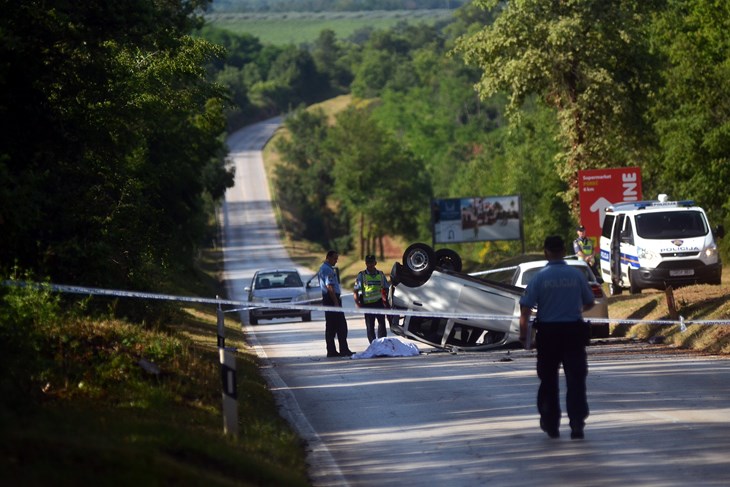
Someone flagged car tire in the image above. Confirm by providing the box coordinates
[402,243,436,278]
[435,248,462,272]
[249,315,258,325]
[391,262,428,288]
[629,270,641,294]
[302,312,312,322]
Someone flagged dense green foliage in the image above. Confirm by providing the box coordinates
[328,106,431,255]
[649,0,730,253]
[0,1,233,302]
[196,24,346,126]
[263,0,730,263]
[4,0,730,286]
[455,0,660,215]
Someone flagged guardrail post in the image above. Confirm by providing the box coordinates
[665,286,679,321]
[219,346,238,438]
[216,296,225,348]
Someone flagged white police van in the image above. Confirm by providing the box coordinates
[599,195,724,294]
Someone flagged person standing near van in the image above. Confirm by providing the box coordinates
[319,250,354,358]
[353,255,389,343]
[519,236,596,440]
[574,225,602,282]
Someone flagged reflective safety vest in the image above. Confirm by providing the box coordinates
[574,237,594,255]
[358,270,386,304]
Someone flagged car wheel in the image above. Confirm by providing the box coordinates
[591,323,610,339]
[435,248,462,272]
[402,243,436,278]
[249,315,258,325]
[629,270,641,294]
[392,262,428,288]
[302,312,312,322]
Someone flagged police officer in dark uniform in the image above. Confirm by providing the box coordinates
[519,236,596,439]
[319,250,354,358]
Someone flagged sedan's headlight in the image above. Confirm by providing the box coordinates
[293,293,309,303]
[250,295,265,303]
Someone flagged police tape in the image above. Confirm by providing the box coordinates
[3,280,730,328]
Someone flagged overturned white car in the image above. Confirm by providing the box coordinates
[387,243,525,351]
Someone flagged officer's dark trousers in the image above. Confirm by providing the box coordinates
[323,293,349,355]
[536,322,589,431]
[363,301,387,343]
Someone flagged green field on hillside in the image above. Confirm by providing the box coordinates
[204,9,455,44]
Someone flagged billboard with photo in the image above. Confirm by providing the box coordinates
[432,195,522,244]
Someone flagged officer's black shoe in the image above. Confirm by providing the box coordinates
[327,351,340,358]
[540,419,560,439]
[339,350,355,357]
[570,428,584,440]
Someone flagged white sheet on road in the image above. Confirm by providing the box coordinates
[351,337,420,359]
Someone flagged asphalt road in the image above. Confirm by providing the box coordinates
[222,118,730,487]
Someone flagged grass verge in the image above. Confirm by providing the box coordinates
[606,266,730,354]
[0,249,310,486]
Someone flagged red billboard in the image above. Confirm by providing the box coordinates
[578,167,642,240]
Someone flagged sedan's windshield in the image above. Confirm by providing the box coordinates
[255,272,302,289]
[635,210,708,239]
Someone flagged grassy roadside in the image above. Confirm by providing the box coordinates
[605,266,730,354]
[0,248,310,486]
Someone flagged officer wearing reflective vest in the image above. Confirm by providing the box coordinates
[573,225,602,282]
[353,255,390,343]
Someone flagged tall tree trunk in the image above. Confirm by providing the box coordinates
[359,213,364,259]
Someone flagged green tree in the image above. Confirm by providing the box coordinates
[649,0,730,252]
[351,49,399,98]
[274,107,342,245]
[454,0,659,215]
[268,45,327,106]
[311,29,353,92]
[0,1,230,299]
[327,106,431,257]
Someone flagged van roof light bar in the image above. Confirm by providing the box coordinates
[607,200,695,212]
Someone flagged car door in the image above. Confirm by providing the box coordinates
[305,274,322,303]
[619,216,637,283]
[610,214,624,285]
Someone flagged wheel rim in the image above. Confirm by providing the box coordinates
[406,249,430,273]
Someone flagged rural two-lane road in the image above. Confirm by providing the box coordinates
[222,118,730,487]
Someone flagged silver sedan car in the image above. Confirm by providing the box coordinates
[245,269,318,325]
[511,258,610,338]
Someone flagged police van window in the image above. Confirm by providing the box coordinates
[621,219,635,245]
[635,211,708,239]
[601,214,615,239]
